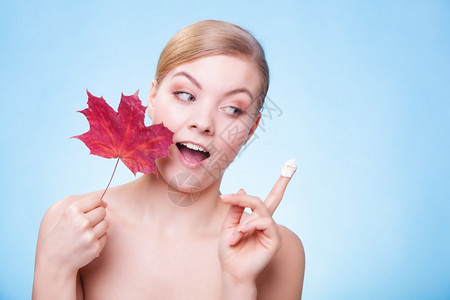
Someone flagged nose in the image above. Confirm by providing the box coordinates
[188,104,215,135]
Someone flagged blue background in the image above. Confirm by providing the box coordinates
[1,1,449,299]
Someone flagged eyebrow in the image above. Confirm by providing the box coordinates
[172,71,254,101]
[225,88,254,101]
[172,71,202,89]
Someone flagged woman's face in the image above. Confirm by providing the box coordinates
[148,55,262,192]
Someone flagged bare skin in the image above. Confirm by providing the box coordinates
[33,55,305,299]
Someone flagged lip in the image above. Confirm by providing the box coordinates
[176,140,211,169]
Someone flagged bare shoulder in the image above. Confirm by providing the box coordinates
[256,225,305,300]
[38,193,93,235]
[279,225,305,265]
[39,178,136,234]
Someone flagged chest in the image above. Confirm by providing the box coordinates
[80,222,222,299]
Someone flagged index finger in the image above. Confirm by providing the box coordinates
[77,193,105,213]
[264,159,297,215]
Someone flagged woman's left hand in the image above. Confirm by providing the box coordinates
[218,174,294,286]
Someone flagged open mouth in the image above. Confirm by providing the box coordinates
[176,142,211,164]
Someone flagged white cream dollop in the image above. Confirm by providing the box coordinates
[280,159,297,178]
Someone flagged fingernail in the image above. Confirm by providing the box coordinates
[237,224,247,232]
[237,189,246,195]
[220,194,230,199]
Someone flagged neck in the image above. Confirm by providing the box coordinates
[127,174,228,237]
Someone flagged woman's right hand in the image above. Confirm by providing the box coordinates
[36,194,109,274]
[33,194,109,299]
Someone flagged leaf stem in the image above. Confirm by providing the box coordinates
[101,158,120,199]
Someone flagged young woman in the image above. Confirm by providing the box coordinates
[33,20,305,299]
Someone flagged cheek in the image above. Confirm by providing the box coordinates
[150,101,182,131]
[208,119,253,171]
[217,117,254,150]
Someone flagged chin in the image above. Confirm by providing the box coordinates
[155,157,222,194]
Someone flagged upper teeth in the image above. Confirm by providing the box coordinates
[181,142,208,153]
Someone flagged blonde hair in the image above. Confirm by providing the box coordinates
[155,20,269,111]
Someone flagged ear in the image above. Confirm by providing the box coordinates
[244,112,261,144]
[147,79,158,120]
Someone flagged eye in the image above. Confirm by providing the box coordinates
[222,106,244,116]
[174,91,195,102]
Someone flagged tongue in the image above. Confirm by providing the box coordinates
[179,145,208,163]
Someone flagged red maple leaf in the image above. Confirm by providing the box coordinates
[73,90,174,176]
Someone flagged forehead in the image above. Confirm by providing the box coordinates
[165,55,262,96]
